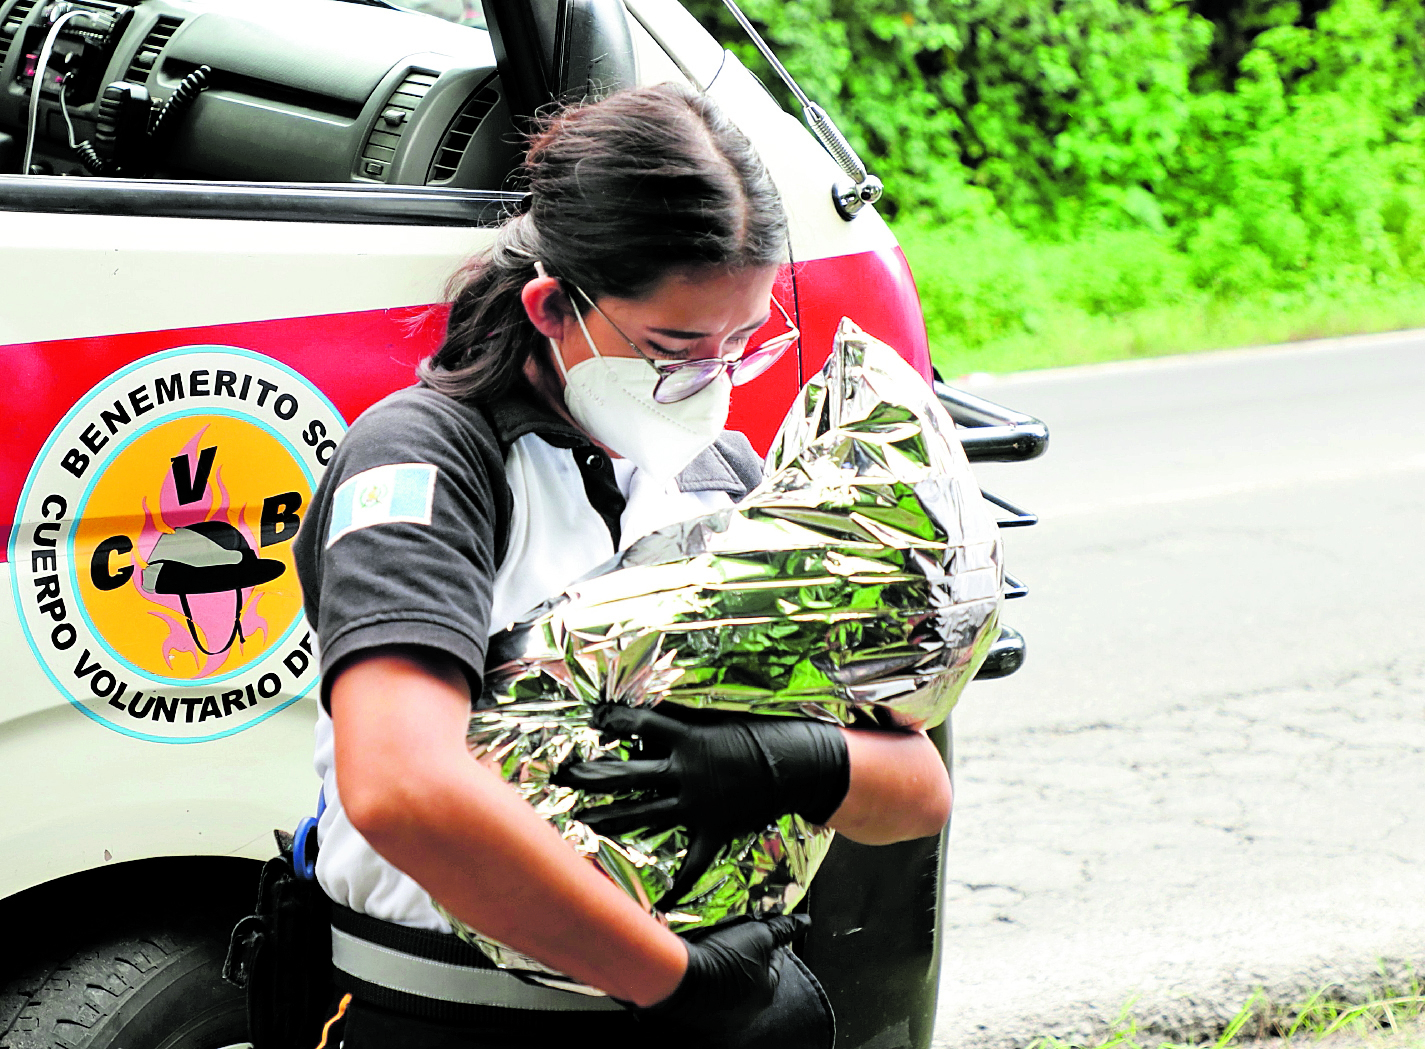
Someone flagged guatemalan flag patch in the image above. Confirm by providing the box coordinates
[326,463,438,548]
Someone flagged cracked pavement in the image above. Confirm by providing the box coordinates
[929,333,1425,1049]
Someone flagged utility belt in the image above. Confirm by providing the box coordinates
[330,906,833,1049]
[328,902,627,1023]
[224,801,632,1048]
[225,803,831,1049]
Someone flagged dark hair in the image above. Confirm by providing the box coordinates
[419,82,788,402]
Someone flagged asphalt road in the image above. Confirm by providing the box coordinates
[930,331,1425,1049]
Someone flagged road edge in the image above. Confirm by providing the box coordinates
[952,327,1425,388]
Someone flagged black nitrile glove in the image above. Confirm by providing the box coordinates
[552,705,850,908]
[644,914,809,1031]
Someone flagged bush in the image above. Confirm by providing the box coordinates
[684,0,1425,368]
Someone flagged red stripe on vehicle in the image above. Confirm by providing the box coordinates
[792,246,932,384]
[2,248,930,561]
[1,307,447,558]
[729,247,932,453]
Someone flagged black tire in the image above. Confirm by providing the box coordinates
[0,927,248,1049]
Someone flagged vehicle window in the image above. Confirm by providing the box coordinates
[0,0,512,189]
[398,0,485,29]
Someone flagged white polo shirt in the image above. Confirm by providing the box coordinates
[292,385,759,930]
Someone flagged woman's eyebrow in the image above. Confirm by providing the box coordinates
[648,313,771,339]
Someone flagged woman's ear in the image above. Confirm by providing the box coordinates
[521,276,570,341]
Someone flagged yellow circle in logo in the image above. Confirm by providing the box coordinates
[72,415,310,681]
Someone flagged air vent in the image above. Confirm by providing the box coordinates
[0,0,39,72]
[426,81,498,184]
[357,69,437,182]
[124,16,182,85]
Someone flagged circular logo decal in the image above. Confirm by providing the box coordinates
[10,347,345,743]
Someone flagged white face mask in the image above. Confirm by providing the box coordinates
[542,270,731,481]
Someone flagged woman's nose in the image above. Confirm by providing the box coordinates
[695,338,742,362]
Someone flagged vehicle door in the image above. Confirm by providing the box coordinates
[0,2,947,1046]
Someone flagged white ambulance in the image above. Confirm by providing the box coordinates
[0,1,1042,1045]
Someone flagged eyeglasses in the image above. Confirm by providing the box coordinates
[571,286,799,404]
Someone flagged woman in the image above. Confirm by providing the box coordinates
[294,83,952,1047]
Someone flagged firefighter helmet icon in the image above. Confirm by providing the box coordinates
[141,520,287,656]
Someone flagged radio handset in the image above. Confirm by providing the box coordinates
[76,65,210,177]
[91,81,150,172]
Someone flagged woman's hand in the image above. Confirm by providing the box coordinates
[330,647,691,1006]
[646,914,807,1031]
[553,706,850,907]
[555,707,952,907]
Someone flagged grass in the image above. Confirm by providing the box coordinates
[1023,978,1425,1049]
[894,221,1425,379]
[920,287,1425,379]
[1269,988,1425,1047]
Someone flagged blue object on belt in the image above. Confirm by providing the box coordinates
[292,787,326,882]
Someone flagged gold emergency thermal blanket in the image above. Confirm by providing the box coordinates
[444,319,1003,989]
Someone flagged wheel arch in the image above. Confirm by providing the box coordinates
[0,855,263,984]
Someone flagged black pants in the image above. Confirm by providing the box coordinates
[339,948,834,1049]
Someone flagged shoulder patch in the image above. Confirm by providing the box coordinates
[326,463,438,548]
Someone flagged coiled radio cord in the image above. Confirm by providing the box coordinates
[71,63,211,177]
[74,137,113,175]
[147,64,211,155]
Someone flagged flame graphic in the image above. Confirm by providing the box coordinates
[127,426,273,678]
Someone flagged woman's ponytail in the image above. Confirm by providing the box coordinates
[417,212,545,400]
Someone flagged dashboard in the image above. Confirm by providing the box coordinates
[0,0,519,185]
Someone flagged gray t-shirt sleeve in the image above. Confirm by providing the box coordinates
[293,388,509,706]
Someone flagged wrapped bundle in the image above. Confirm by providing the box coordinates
[446,318,1003,988]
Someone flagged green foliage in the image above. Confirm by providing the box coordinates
[1020,976,1425,1049]
[897,217,1425,375]
[895,221,1194,348]
[684,0,1425,369]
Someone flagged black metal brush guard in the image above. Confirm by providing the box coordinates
[936,380,1048,682]
[803,380,1048,1049]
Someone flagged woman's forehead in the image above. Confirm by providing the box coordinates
[615,266,778,333]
